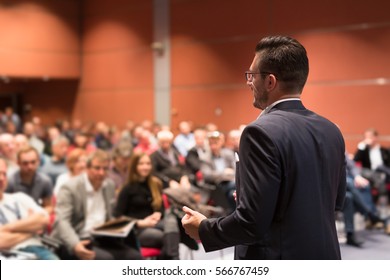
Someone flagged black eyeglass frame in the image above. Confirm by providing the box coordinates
[244,71,277,81]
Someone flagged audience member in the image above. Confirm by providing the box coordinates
[107,141,132,193]
[14,134,29,153]
[120,120,135,142]
[53,148,87,196]
[225,129,242,154]
[205,122,218,132]
[1,107,21,133]
[343,154,389,247]
[115,153,180,259]
[31,116,46,141]
[151,130,193,189]
[0,158,58,259]
[55,119,73,142]
[0,133,18,176]
[94,122,113,151]
[130,125,144,147]
[6,147,53,213]
[354,128,390,201]
[133,130,158,155]
[23,122,45,154]
[200,131,236,213]
[42,126,61,156]
[186,128,209,175]
[4,120,17,135]
[51,149,141,260]
[41,136,69,184]
[68,131,96,154]
[174,121,195,157]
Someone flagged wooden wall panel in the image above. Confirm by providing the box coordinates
[74,89,154,126]
[0,0,80,78]
[74,0,154,124]
[80,51,152,89]
[272,0,390,32]
[171,0,269,40]
[297,29,390,82]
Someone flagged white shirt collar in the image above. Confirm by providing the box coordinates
[83,173,105,193]
[258,98,301,119]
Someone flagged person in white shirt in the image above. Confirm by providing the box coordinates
[50,150,141,260]
[0,157,58,259]
[354,128,390,202]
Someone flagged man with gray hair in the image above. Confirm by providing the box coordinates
[151,130,193,189]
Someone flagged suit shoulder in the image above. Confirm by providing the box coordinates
[104,177,116,190]
[61,174,84,190]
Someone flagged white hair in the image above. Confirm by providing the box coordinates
[0,133,14,144]
[157,130,174,141]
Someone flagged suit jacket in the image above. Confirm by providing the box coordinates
[353,146,390,169]
[186,147,203,174]
[151,148,191,188]
[50,174,116,253]
[199,100,346,259]
[200,148,236,185]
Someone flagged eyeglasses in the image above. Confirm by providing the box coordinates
[90,165,109,172]
[245,71,276,82]
[21,160,37,166]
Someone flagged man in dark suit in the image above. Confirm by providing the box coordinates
[354,128,390,201]
[354,128,390,170]
[182,35,346,260]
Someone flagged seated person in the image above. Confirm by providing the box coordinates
[0,158,58,260]
[186,128,209,175]
[0,133,18,177]
[173,121,195,157]
[115,153,180,259]
[354,128,390,201]
[199,131,236,213]
[53,148,87,196]
[133,130,158,155]
[107,141,132,194]
[6,146,53,214]
[343,154,390,246]
[50,150,141,260]
[68,131,96,155]
[40,135,69,185]
[150,130,194,189]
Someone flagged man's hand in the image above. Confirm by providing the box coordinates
[181,206,207,240]
[74,240,96,260]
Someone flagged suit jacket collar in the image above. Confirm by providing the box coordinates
[269,99,306,113]
[77,174,112,221]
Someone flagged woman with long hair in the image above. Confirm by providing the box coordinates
[114,152,180,259]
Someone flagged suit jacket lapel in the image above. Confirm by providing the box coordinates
[101,181,112,221]
[77,176,88,221]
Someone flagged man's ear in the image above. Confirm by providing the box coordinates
[266,74,277,91]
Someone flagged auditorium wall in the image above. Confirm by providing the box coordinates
[1,0,389,152]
